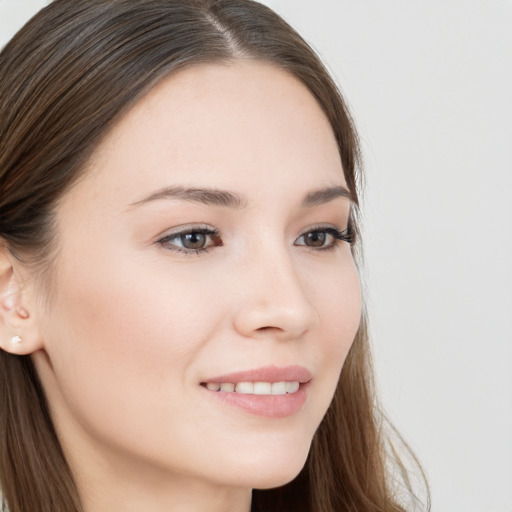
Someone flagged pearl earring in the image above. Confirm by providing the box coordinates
[11,335,22,345]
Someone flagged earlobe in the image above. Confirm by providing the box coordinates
[0,245,44,355]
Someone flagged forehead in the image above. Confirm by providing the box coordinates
[69,60,346,209]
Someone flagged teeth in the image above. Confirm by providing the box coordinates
[235,382,254,394]
[286,381,300,393]
[253,382,271,395]
[271,382,287,395]
[205,381,301,395]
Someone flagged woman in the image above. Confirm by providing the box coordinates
[0,1,428,511]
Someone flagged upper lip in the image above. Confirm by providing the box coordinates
[202,365,312,384]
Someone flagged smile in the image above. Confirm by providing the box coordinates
[200,365,311,417]
[203,381,300,395]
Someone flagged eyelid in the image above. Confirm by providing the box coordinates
[156,223,216,239]
[297,223,349,237]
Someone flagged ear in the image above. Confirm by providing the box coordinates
[0,245,44,355]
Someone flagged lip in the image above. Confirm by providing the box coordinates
[202,365,312,385]
[200,365,312,419]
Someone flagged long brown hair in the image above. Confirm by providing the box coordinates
[0,1,429,511]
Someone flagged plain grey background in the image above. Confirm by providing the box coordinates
[1,1,511,511]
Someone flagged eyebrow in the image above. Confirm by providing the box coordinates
[301,185,353,207]
[130,184,352,209]
[130,186,247,209]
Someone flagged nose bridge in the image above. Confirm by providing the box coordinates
[233,237,318,339]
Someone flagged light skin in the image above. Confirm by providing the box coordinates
[0,61,361,512]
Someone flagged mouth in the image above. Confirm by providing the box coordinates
[200,365,311,418]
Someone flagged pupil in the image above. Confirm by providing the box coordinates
[182,232,206,249]
[306,231,326,247]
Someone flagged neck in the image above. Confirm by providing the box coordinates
[80,473,252,512]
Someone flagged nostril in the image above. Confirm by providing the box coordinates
[256,326,283,333]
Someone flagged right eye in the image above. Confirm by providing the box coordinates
[157,226,222,255]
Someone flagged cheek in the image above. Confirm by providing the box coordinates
[50,250,220,352]
[41,254,226,436]
[308,257,362,404]
[314,255,362,350]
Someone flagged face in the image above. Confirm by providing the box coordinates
[32,61,361,493]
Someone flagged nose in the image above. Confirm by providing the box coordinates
[232,246,319,341]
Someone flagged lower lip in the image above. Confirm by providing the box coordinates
[202,382,309,418]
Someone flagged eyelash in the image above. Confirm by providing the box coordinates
[157,224,353,255]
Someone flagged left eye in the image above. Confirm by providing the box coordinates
[294,227,351,249]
